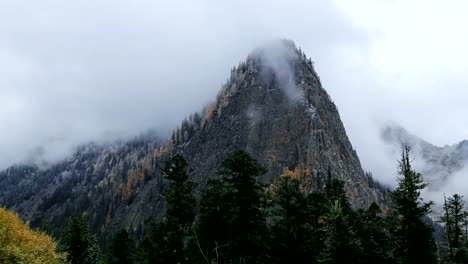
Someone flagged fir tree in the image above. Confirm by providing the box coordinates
[391,145,437,264]
[197,150,267,263]
[267,175,310,263]
[107,229,135,264]
[319,179,363,264]
[440,194,468,263]
[60,216,101,264]
[139,154,196,263]
[353,203,395,264]
[196,178,231,263]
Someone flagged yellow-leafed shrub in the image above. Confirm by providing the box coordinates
[0,207,60,264]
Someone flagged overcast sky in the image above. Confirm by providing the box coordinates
[1,0,468,186]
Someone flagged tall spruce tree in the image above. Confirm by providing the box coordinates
[319,179,364,264]
[391,145,437,264]
[304,191,328,262]
[353,203,395,264]
[107,229,135,264]
[139,154,196,263]
[440,193,468,263]
[164,154,196,263]
[197,150,267,263]
[60,216,101,264]
[267,175,311,263]
[195,178,231,263]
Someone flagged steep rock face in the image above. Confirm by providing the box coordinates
[104,40,386,239]
[0,40,385,241]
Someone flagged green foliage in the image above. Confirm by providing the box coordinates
[391,145,437,264]
[137,219,170,264]
[107,229,135,264]
[267,175,312,263]
[164,154,196,232]
[60,216,101,264]
[353,203,395,264]
[120,147,444,263]
[197,150,267,263]
[319,179,364,264]
[138,154,196,263]
[440,194,468,263]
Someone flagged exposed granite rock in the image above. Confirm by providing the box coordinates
[0,40,385,242]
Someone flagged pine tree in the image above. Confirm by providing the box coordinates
[391,145,437,264]
[137,219,169,264]
[197,150,267,263]
[319,179,363,264]
[107,229,135,264]
[60,216,101,264]
[353,203,394,264]
[139,154,196,263]
[267,175,310,263]
[195,178,231,263]
[304,191,327,262]
[440,193,468,263]
[164,154,196,262]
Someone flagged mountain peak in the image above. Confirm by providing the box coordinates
[0,41,386,241]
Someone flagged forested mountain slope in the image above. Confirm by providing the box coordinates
[0,40,387,241]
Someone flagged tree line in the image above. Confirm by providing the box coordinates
[1,146,468,263]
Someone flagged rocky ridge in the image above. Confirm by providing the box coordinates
[0,40,386,241]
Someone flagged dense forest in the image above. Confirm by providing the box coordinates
[1,146,468,263]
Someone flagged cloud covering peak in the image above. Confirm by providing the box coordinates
[2,0,468,190]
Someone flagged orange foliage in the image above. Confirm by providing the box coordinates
[204,104,216,121]
[125,169,145,200]
[294,167,301,179]
[126,173,134,197]
[282,167,301,179]
[305,167,312,178]
[0,208,61,264]
[154,145,169,158]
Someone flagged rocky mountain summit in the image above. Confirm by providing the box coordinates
[0,40,386,241]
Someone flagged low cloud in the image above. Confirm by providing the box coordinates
[0,0,364,168]
[252,39,301,102]
[2,0,468,200]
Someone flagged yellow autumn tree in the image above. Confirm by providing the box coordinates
[0,207,60,264]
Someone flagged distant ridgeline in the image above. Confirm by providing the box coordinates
[0,40,388,244]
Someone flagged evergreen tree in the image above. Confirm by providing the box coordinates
[440,194,468,263]
[195,178,231,263]
[138,219,170,264]
[391,145,437,264]
[60,216,101,264]
[38,215,55,237]
[107,229,135,264]
[139,154,196,263]
[353,203,395,264]
[324,178,352,213]
[267,175,311,263]
[304,191,327,262]
[197,150,267,263]
[319,179,363,264]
